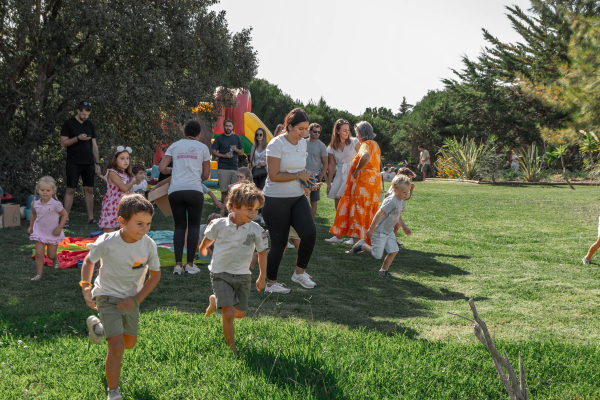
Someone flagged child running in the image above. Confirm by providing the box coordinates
[27,176,68,280]
[350,174,412,277]
[200,182,268,355]
[385,167,416,246]
[99,146,142,233]
[582,217,600,265]
[81,194,161,400]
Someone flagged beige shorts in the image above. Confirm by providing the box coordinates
[218,169,238,192]
[289,226,300,240]
[96,295,139,338]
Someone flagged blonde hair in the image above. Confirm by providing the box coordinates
[391,174,411,190]
[227,182,265,211]
[237,167,252,181]
[35,176,58,199]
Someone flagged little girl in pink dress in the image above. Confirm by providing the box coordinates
[98,146,141,233]
[28,176,68,280]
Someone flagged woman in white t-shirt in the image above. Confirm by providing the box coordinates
[262,108,320,294]
[159,120,211,275]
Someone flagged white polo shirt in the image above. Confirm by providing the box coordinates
[204,216,269,275]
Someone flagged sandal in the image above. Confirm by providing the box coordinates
[64,220,70,228]
[88,219,97,224]
[31,275,42,281]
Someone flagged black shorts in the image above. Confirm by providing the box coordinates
[66,163,95,188]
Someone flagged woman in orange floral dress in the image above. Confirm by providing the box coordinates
[329,121,381,244]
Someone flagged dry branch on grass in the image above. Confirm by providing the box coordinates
[449,299,528,400]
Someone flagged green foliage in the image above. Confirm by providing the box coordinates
[579,132,600,167]
[519,144,546,182]
[436,137,486,180]
[0,0,258,203]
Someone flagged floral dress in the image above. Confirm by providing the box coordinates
[99,169,131,228]
[329,140,382,242]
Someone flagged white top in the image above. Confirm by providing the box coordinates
[380,171,389,181]
[132,180,148,194]
[205,216,269,274]
[165,139,212,194]
[420,149,431,165]
[374,195,406,234]
[88,231,160,298]
[252,146,267,167]
[263,135,307,198]
[327,137,359,168]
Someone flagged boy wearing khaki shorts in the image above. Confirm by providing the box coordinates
[200,182,268,354]
[80,194,161,400]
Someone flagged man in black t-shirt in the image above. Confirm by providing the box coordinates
[210,118,244,205]
[60,101,101,226]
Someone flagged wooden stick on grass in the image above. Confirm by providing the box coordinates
[449,298,528,400]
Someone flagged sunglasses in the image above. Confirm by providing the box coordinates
[81,101,92,107]
[338,120,349,125]
[116,146,132,153]
[256,133,263,136]
[312,130,321,134]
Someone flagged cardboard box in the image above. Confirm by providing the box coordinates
[2,203,21,227]
[148,177,172,217]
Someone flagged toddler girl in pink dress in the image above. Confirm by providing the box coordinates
[28,176,68,280]
[98,146,142,233]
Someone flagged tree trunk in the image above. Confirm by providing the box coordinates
[561,156,575,190]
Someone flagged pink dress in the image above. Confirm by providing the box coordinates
[99,169,131,228]
[30,198,65,245]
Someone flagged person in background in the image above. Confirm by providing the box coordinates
[60,100,101,227]
[381,167,389,192]
[211,118,244,210]
[305,123,328,219]
[417,144,431,181]
[131,165,148,195]
[325,119,361,243]
[329,121,381,245]
[273,124,285,137]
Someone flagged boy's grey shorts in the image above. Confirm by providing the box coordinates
[96,295,139,339]
[210,272,251,311]
[370,231,399,260]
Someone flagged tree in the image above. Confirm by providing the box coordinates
[0,0,257,202]
[397,97,413,118]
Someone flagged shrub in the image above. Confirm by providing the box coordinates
[519,145,545,182]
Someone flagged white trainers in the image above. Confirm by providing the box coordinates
[582,257,591,265]
[107,388,123,400]
[325,236,344,243]
[264,282,291,294]
[173,265,183,275]
[291,272,316,289]
[343,238,354,245]
[185,263,201,274]
[86,315,103,345]
[287,241,295,249]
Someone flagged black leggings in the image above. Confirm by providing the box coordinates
[262,195,316,281]
[168,190,204,264]
[253,173,267,191]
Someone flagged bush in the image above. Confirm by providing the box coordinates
[519,145,545,182]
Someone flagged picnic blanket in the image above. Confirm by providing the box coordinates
[33,233,210,269]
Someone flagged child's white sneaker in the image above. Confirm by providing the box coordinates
[107,387,123,400]
[582,257,591,265]
[325,236,344,243]
[291,272,316,289]
[185,263,201,274]
[86,315,103,345]
[264,282,291,294]
[173,265,183,275]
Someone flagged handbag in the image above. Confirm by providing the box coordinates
[251,147,267,178]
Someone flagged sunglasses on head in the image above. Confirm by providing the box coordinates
[338,120,349,125]
[81,101,92,107]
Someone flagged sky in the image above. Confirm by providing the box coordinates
[211,0,533,115]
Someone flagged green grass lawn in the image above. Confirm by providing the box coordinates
[1,183,599,399]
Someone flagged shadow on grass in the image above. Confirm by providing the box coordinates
[241,346,347,399]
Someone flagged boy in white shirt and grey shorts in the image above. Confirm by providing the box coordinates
[200,182,269,355]
[350,175,412,277]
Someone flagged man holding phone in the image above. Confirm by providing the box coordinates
[60,100,101,226]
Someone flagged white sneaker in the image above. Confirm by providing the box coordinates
[173,265,183,275]
[343,238,354,245]
[291,272,316,289]
[107,388,123,400]
[287,241,295,249]
[582,257,591,265]
[264,282,291,294]
[325,236,344,243]
[185,263,201,274]
[86,315,103,345]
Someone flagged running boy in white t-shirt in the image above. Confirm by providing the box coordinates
[350,175,412,277]
[80,194,161,400]
[200,182,268,354]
